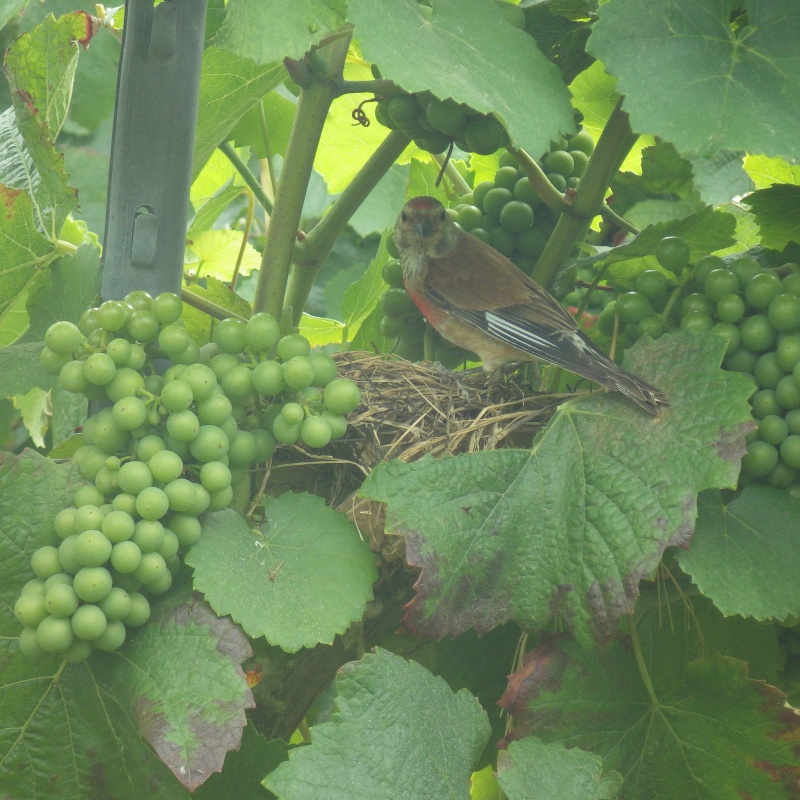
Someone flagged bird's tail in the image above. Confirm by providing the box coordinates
[599,365,669,416]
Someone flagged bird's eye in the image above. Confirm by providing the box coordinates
[439,210,446,221]
[401,211,407,222]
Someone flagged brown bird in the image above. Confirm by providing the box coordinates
[394,196,668,415]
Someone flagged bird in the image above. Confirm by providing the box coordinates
[393,195,668,415]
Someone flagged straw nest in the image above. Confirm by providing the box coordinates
[266,352,569,555]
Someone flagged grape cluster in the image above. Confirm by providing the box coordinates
[19,292,361,661]
[594,239,800,489]
[374,86,510,156]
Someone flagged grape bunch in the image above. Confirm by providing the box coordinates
[592,237,800,489]
[18,292,361,662]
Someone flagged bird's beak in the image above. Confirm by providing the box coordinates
[413,220,431,238]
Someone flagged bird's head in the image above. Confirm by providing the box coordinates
[394,196,459,262]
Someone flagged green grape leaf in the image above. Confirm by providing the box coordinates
[588,0,800,161]
[678,486,800,622]
[186,229,262,282]
[688,149,754,207]
[12,386,50,448]
[0,185,57,329]
[341,229,392,341]
[746,184,800,251]
[569,60,653,174]
[25,243,101,339]
[0,341,52,398]
[104,589,255,791]
[499,593,799,800]
[182,277,252,346]
[215,0,347,64]
[637,141,694,197]
[194,722,288,800]
[68,24,119,134]
[264,649,491,799]
[349,0,574,160]
[744,154,800,190]
[0,291,29,347]
[407,156,450,204]
[716,201,762,256]
[361,333,753,644]
[192,45,287,179]
[348,164,410,238]
[230,91,295,159]
[0,0,27,30]
[0,451,191,800]
[49,382,86,449]
[625,198,704,233]
[298,312,345,347]
[497,738,622,800]
[185,496,377,653]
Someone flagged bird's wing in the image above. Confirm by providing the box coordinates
[425,230,579,332]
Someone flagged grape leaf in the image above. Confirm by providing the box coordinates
[186,229,262,282]
[360,333,753,644]
[182,277,252,346]
[0,341,52,398]
[264,649,491,799]
[12,385,49,447]
[341,229,392,341]
[746,184,800,251]
[499,594,800,799]
[104,589,255,791]
[689,149,754,207]
[497,738,622,800]
[298,312,345,347]
[348,0,575,160]
[744,154,800,190]
[0,451,190,800]
[678,486,800,622]
[230,91,295,159]
[215,0,347,64]
[192,45,287,179]
[589,0,800,161]
[185,496,377,653]
[348,164,410,238]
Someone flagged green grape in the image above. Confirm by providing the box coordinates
[307,352,338,387]
[472,181,495,209]
[148,449,183,484]
[281,402,305,426]
[220,416,239,442]
[252,360,285,397]
[21,578,46,595]
[680,312,713,334]
[741,439,779,478]
[112,571,142,592]
[568,150,588,178]
[780,435,800,469]
[160,379,193,412]
[511,177,540,208]
[170,514,201,548]
[679,293,715,318]
[776,375,800,409]
[136,487,169,521]
[108,338,134,367]
[213,318,247,354]
[110,540,142,573]
[93,619,126,651]
[106,367,145,403]
[219,365,253,401]
[777,336,800,372]
[283,356,316,390]
[134,552,168,585]
[711,323,740,354]
[44,580,76,616]
[124,290,153,311]
[469,228,491,245]
[724,347,758,374]
[228,430,258,466]
[112,396,148,431]
[187,424,229,463]
[76,530,113,568]
[768,293,800,331]
[455,205,482,231]
[127,309,160,342]
[489,227,515,257]
[655,236,690,272]
[18,627,47,660]
[71,604,107,641]
[253,429,277,462]
[635,315,664,340]
[73,566,113,602]
[200,461,232,493]
[31,546,62,580]
[515,227,547,259]
[382,259,405,289]
[176,364,215,403]
[124,593,151,627]
[464,116,507,155]
[147,570,173,596]
[83,352,117,386]
[195,394,232,429]
[208,486,234,511]
[158,324,191,356]
[132,520,165,553]
[635,270,669,307]
[74,485,105,509]
[276,334,311,361]
[97,587,131,622]
[759,415,789,446]
[166,409,200,442]
[693,255,727,284]
[499,200,534,233]
[492,166,519,191]
[134,435,164,462]
[318,411,346,440]
[59,360,89,394]
[615,292,653,324]
[751,389,781,419]
[482,187,513,219]
[380,287,414,318]
[783,272,800,297]
[244,312,280,353]
[273,415,301,444]
[703,269,739,302]
[92,467,115,496]
[101,510,135,544]
[415,132,450,155]
[323,378,361,414]
[117,461,154,495]
[567,129,594,155]
[14,592,48,627]
[546,172,567,192]
[716,293,746,324]
[171,339,200,365]
[745,272,782,310]
[36,615,74,653]
[93,410,131,456]
[754,352,786,389]
[96,300,129,332]
[151,291,182,325]
[54,507,77,539]
[157,529,180,560]
[425,98,465,136]
[543,150,574,178]
[78,307,100,335]
[729,255,762,288]
[301,416,332,449]
[767,462,796,488]
[39,346,71,375]
[73,445,107,481]
[45,320,83,355]
[740,315,777,352]
[163,479,198,514]
[57,535,82,574]
[387,94,419,127]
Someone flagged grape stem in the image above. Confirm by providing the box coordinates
[230,190,255,293]
[600,203,639,236]
[433,153,471,196]
[506,146,565,211]
[218,141,274,215]
[180,289,248,322]
[659,281,686,324]
[629,611,661,707]
[335,78,398,98]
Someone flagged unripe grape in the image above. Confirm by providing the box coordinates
[31,546,62,580]
[99,587,132,621]
[153,291,183,324]
[93,620,126,651]
[36,615,74,653]
[281,402,305,426]
[14,592,48,627]
[228,430,258,466]
[73,566,113,602]
[76,529,113,568]
[117,461,154,495]
[132,520,165,553]
[158,324,191,356]
[200,461,232,493]
[246,312,281,352]
[221,365,254,400]
[273,415,301,444]
[197,392,233,425]
[170,514,201,548]
[83,352,117,386]
[97,300,129,332]
[134,552,168,586]
[181,363,218,402]
[57,535,83,575]
[74,485,105,509]
[39,346,70,375]
[71,604,107,641]
[301,416,332,449]
[45,585,78,622]
[166,409,200,442]
[283,356,316,390]
[136,487,169,520]
[189,424,230,462]
[112,396,148,431]
[59,360,89,393]
[106,367,145,403]
[45,320,83,355]
[323,378,361,415]
[124,593,151,627]
[110,541,142,573]
[655,236,690,272]
[729,255,762,288]
[149,449,184,483]
[101,510,135,543]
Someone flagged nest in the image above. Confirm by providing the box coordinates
[264,352,570,549]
